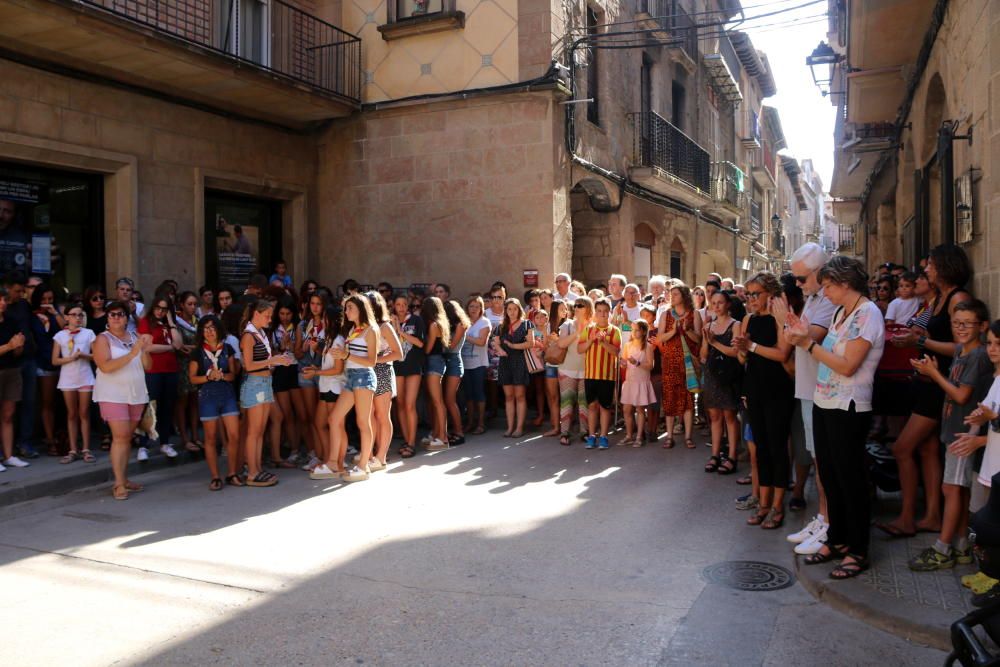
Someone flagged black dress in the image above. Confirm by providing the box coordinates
[911,287,963,419]
[702,320,739,411]
[497,320,531,386]
[743,313,795,489]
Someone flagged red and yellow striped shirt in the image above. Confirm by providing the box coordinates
[579,323,621,381]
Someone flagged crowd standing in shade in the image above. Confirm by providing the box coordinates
[5,246,1000,590]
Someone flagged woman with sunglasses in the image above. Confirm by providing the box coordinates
[137,295,183,460]
[189,315,241,490]
[874,277,894,316]
[53,302,96,464]
[83,285,108,335]
[93,301,152,500]
[734,272,795,530]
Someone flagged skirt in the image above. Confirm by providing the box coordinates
[374,362,396,397]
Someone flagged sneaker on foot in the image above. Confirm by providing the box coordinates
[0,461,5,472]
[136,447,149,462]
[160,444,178,458]
[301,456,320,472]
[734,494,759,511]
[343,465,370,482]
[908,546,955,572]
[584,435,597,450]
[597,436,610,450]
[308,464,339,480]
[794,527,828,555]
[3,456,30,468]
[17,445,39,459]
[426,438,449,451]
[285,452,301,466]
[787,515,826,544]
[955,546,975,565]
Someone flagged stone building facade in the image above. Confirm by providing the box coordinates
[827,0,1000,304]
[0,0,791,298]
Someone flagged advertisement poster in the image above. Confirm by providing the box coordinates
[214,213,259,292]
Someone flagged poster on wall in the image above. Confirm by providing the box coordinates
[0,178,47,275]
[214,213,259,292]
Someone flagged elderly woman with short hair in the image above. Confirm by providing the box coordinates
[786,256,885,579]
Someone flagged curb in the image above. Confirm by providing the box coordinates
[793,551,951,651]
[0,451,200,509]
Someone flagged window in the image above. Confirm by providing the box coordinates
[218,0,271,66]
[586,6,600,126]
[640,54,653,115]
[671,80,685,130]
[670,250,682,279]
[395,0,445,20]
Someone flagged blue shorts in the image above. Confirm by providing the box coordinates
[545,365,559,379]
[463,366,487,402]
[344,367,377,392]
[444,353,464,378]
[198,383,239,421]
[743,421,754,443]
[240,374,274,409]
[426,354,446,376]
[297,369,319,389]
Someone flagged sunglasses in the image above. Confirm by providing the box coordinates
[746,291,764,298]
[91,295,105,301]
[108,311,127,318]
[574,303,588,309]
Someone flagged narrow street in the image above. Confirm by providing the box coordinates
[1,432,942,666]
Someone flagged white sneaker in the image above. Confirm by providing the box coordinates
[368,459,386,472]
[420,435,432,446]
[426,438,449,451]
[301,456,320,472]
[309,464,339,480]
[4,456,30,468]
[160,444,178,458]
[787,515,826,544]
[343,465,369,482]
[794,526,829,555]
[0,461,7,472]
[137,446,149,462]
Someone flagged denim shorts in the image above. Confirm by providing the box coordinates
[545,365,559,379]
[240,374,274,409]
[199,383,239,421]
[426,354,446,376]
[444,353,463,378]
[463,366,487,402]
[297,369,319,389]
[344,367,377,393]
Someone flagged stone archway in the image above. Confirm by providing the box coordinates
[921,73,946,166]
[570,179,616,287]
[697,249,731,283]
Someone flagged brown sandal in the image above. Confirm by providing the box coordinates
[81,449,96,463]
[112,484,128,501]
[59,451,79,464]
[125,481,144,492]
[662,436,675,449]
[761,508,785,530]
[685,438,696,449]
[747,508,771,526]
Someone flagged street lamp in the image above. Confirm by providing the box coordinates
[805,41,843,97]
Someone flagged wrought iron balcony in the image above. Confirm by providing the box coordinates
[636,0,698,67]
[629,111,711,194]
[749,199,763,234]
[838,224,856,252]
[710,161,746,210]
[77,0,361,103]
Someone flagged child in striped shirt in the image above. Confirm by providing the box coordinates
[577,298,622,450]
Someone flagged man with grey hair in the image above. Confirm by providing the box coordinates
[554,272,576,303]
[721,277,735,291]
[645,274,667,304]
[775,241,836,556]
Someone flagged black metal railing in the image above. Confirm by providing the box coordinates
[838,224,855,251]
[710,161,745,209]
[749,198,762,233]
[77,0,362,103]
[854,122,895,141]
[629,111,711,193]
[639,0,698,59]
[719,32,740,79]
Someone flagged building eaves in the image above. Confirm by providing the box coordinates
[729,31,777,97]
[762,105,786,150]
[781,156,809,211]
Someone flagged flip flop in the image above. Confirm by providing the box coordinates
[874,521,916,539]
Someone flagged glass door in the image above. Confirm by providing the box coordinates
[205,190,282,294]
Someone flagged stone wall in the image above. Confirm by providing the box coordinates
[0,58,316,295]
[316,90,561,296]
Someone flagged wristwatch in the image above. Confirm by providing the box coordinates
[808,341,817,354]
[750,342,758,354]
[917,335,927,348]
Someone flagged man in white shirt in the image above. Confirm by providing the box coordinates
[608,273,626,308]
[554,272,576,304]
[778,242,837,555]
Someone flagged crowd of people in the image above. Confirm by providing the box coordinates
[2,242,999,589]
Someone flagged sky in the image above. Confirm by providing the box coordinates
[736,0,836,190]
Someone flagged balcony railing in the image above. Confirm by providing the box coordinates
[710,161,746,209]
[629,111,711,193]
[749,199,762,233]
[639,0,698,60]
[838,224,856,252]
[78,0,362,102]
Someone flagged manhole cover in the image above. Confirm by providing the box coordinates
[702,560,795,592]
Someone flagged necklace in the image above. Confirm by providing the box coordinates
[838,294,865,328]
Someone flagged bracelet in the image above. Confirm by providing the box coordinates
[918,335,927,348]
[808,341,817,354]
[750,342,758,354]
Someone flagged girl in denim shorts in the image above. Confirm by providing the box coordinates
[189,315,241,491]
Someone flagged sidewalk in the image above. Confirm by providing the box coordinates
[0,446,200,512]
[794,496,972,651]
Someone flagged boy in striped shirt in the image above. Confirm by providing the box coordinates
[577,298,622,449]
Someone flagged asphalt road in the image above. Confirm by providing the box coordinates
[0,430,946,666]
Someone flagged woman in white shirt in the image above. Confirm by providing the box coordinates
[555,295,591,446]
[53,302,97,464]
[462,296,492,435]
[786,256,885,580]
